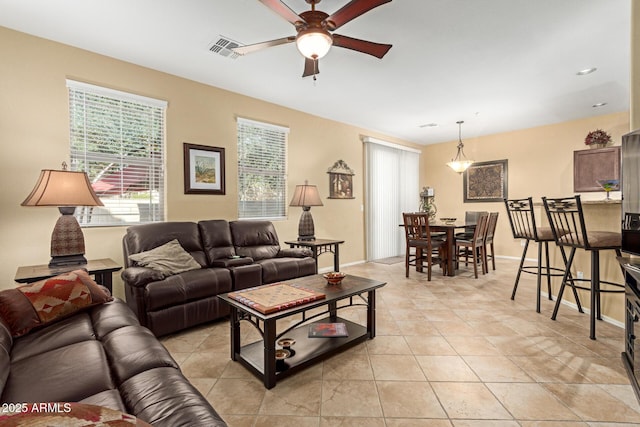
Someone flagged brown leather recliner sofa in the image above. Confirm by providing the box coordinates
[122,219,316,337]
[0,298,226,426]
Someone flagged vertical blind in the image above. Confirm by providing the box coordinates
[237,117,288,220]
[67,80,167,226]
[364,137,420,260]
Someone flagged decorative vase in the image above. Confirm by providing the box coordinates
[589,143,606,149]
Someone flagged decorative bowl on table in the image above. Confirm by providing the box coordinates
[323,272,346,285]
[440,217,457,225]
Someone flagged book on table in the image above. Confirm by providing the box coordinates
[308,322,348,338]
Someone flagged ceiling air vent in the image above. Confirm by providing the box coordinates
[209,36,241,59]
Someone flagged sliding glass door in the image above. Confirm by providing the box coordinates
[364,138,420,261]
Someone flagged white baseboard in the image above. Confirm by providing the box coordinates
[540,291,624,329]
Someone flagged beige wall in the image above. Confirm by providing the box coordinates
[0,26,420,297]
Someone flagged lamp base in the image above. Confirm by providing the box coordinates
[297,207,316,241]
[50,207,87,268]
[49,254,88,268]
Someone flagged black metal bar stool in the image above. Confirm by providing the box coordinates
[504,197,573,313]
[542,195,625,339]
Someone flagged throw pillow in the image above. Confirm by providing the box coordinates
[128,239,201,276]
[0,269,113,337]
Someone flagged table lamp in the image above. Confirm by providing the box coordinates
[289,181,323,241]
[21,162,104,267]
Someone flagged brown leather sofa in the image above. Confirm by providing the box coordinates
[0,298,226,426]
[122,219,316,337]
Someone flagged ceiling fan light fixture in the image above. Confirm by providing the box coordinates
[447,120,474,173]
[296,28,333,59]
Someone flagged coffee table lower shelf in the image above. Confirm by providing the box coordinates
[235,316,368,384]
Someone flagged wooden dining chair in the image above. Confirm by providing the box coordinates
[483,212,499,271]
[454,212,489,278]
[402,212,447,280]
[455,211,487,240]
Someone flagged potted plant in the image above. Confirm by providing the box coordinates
[585,129,612,148]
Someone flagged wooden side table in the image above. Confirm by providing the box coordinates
[284,239,345,272]
[15,258,122,293]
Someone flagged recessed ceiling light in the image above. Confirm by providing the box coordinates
[592,102,607,108]
[419,123,438,128]
[576,67,597,75]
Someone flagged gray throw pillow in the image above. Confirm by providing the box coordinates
[129,239,201,276]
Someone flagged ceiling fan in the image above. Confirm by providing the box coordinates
[233,0,393,78]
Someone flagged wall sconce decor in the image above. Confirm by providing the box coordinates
[327,160,355,199]
[21,162,104,267]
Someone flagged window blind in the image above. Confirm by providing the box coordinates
[364,138,420,260]
[236,117,288,220]
[67,80,167,226]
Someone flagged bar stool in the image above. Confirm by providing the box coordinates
[542,195,625,339]
[504,197,573,313]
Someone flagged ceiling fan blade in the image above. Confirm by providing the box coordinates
[325,0,392,30]
[232,36,295,55]
[259,0,305,26]
[333,34,392,58]
[302,58,320,78]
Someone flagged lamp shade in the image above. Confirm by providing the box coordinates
[289,182,323,207]
[296,28,333,59]
[21,169,104,207]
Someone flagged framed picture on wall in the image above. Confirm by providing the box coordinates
[183,143,225,195]
[463,159,508,202]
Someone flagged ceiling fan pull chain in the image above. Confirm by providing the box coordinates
[313,58,318,82]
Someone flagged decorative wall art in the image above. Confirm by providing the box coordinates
[327,160,355,199]
[463,159,508,203]
[183,143,225,195]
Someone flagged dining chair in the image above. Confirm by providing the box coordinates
[542,195,624,339]
[402,212,447,280]
[454,212,489,278]
[455,211,487,240]
[483,212,499,271]
[504,197,572,313]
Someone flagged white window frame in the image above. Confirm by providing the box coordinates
[236,117,288,220]
[67,80,167,226]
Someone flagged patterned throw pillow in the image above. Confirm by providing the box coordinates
[0,270,112,337]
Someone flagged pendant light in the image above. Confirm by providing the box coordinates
[447,120,474,173]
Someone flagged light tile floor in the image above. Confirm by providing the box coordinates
[161,258,640,426]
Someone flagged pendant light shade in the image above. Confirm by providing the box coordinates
[447,120,474,173]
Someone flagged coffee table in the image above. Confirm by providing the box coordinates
[218,274,386,389]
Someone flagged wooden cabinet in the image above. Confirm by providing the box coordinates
[573,146,620,192]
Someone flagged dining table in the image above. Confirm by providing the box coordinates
[400,219,476,277]
[430,221,476,277]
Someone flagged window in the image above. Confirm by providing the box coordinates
[67,80,166,226]
[237,117,288,220]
